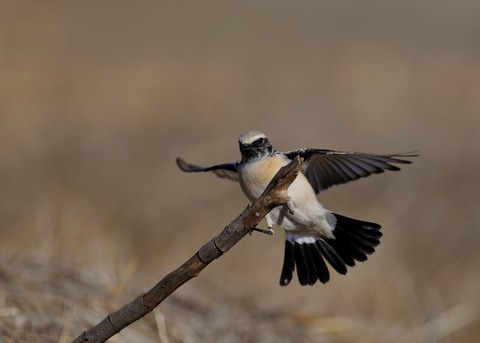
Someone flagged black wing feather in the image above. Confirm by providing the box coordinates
[284,149,417,193]
[176,158,238,181]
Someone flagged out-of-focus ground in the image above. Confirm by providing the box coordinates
[1,1,479,342]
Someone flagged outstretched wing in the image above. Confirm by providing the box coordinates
[284,149,417,193]
[176,157,239,181]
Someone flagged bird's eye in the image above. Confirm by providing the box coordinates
[256,137,266,145]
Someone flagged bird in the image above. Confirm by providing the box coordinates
[176,130,416,286]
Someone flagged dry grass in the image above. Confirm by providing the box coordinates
[1,1,479,342]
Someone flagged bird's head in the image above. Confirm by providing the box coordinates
[238,130,275,162]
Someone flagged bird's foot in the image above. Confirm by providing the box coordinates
[249,227,274,236]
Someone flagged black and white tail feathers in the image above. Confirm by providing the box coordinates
[280,214,382,286]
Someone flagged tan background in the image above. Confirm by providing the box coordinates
[1,1,479,342]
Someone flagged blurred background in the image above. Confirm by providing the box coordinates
[1,1,479,342]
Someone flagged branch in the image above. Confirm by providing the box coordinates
[72,156,303,343]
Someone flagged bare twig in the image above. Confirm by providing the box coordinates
[72,156,303,343]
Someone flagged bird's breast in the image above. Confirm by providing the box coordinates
[238,156,288,201]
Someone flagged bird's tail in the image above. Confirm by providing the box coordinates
[280,213,382,286]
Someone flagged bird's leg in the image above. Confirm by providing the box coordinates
[249,214,275,235]
[285,201,295,215]
[250,227,274,235]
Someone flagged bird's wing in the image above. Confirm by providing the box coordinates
[176,157,239,181]
[284,149,417,193]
